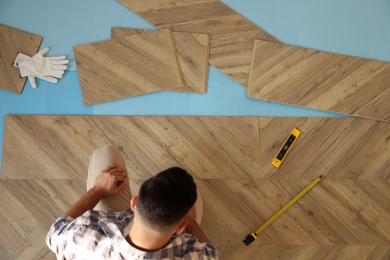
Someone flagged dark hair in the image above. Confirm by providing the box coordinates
[137,167,197,231]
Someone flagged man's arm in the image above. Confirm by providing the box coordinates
[64,164,128,218]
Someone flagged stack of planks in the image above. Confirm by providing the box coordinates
[74,28,210,106]
[118,0,390,123]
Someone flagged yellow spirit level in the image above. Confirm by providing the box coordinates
[243,175,323,246]
[272,128,301,168]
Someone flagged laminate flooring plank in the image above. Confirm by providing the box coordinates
[210,29,277,87]
[248,40,390,121]
[0,178,388,259]
[217,245,390,260]
[0,24,43,94]
[0,248,54,260]
[3,115,390,181]
[111,27,210,94]
[2,115,260,179]
[0,179,85,248]
[198,179,390,248]
[1,115,108,179]
[73,29,184,105]
[258,117,390,180]
[118,0,279,87]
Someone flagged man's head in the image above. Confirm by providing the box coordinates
[132,167,197,233]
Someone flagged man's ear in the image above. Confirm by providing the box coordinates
[175,220,187,235]
[130,196,138,211]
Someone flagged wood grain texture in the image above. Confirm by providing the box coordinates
[111,27,210,94]
[0,24,42,94]
[74,29,184,106]
[117,0,279,87]
[0,248,55,260]
[2,115,260,179]
[1,115,390,259]
[0,180,84,252]
[248,40,390,122]
[258,117,390,180]
[198,179,390,258]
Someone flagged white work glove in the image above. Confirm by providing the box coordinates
[14,48,69,89]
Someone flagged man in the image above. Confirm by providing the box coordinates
[46,145,219,259]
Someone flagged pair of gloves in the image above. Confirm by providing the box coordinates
[13,48,69,89]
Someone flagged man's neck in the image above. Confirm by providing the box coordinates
[127,216,173,252]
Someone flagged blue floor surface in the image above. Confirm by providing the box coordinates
[1,0,389,170]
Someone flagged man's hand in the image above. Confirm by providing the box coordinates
[90,164,128,198]
[64,164,128,218]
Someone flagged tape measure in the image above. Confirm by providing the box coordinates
[243,175,323,246]
[272,128,301,168]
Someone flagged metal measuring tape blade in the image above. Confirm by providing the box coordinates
[243,175,323,246]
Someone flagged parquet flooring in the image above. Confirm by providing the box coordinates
[73,29,183,106]
[248,40,390,122]
[0,24,42,94]
[118,0,279,87]
[111,27,210,94]
[1,115,389,259]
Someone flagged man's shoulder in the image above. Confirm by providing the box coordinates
[166,233,219,259]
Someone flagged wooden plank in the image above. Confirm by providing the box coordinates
[0,179,85,248]
[117,0,279,87]
[199,179,390,257]
[111,27,210,94]
[1,115,260,179]
[0,248,55,260]
[258,117,390,180]
[217,245,390,260]
[0,24,42,94]
[247,40,390,122]
[73,29,184,106]
[3,116,390,181]
[0,178,389,259]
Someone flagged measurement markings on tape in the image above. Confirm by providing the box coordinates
[243,175,323,246]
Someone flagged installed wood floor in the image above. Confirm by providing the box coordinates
[1,115,389,259]
[247,40,390,122]
[0,24,42,94]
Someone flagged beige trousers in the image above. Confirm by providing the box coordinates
[87,146,203,223]
[87,145,132,211]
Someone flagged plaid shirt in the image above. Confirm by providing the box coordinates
[46,209,219,259]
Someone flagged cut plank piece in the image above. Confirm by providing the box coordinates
[248,40,390,122]
[111,27,210,94]
[74,29,184,106]
[0,24,42,94]
[117,0,279,87]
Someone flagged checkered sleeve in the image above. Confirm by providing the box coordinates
[46,215,75,258]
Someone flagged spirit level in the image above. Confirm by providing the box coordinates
[243,175,323,246]
[272,128,301,168]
